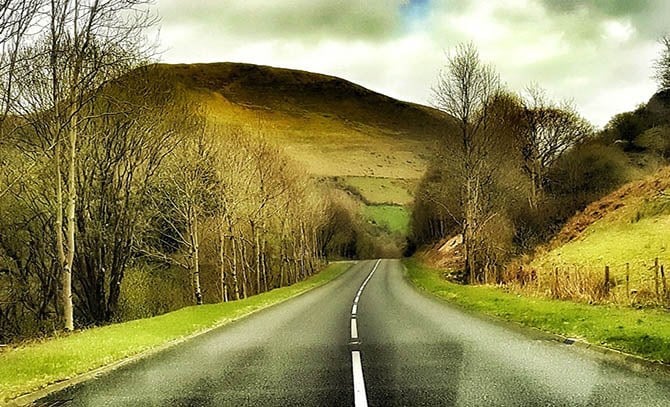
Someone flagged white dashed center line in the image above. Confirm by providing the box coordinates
[350,259,381,407]
[351,318,358,340]
[352,350,367,407]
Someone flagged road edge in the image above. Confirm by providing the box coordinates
[399,260,670,378]
[5,261,356,407]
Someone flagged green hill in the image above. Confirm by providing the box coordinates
[148,62,453,245]
[154,62,451,180]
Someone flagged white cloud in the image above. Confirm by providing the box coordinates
[154,0,666,127]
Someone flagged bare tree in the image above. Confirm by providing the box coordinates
[0,0,42,125]
[654,35,670,91]
[7,0,156,330]
[73,68,181,323]
[519,84,593,208]
[432,42,500,283]
[144,117,218,306]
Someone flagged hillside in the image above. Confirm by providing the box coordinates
[144,62,455,249]
[153,62,452,180]
[528,166,670,302]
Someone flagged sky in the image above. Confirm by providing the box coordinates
[154,0,669,127]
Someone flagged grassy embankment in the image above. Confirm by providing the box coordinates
[363,205,410,235]
[404,259,670,363]
[0,263,351,403]
[529,168,670,303]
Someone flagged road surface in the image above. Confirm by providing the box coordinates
[36,259,670,406]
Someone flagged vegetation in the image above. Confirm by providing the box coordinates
[654,35,670,91]
[362,205,410,235]
[0,262,351,403]
[0,2,369,343]
[404,259,670,363]
[339,176,414,206]
[516,167,670,306]
[411,41,668,290]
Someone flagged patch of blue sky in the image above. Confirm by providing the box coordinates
[400,0,431,29]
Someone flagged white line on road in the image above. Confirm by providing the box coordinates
[349,259,381,407]
[352,351,368,407]
[351,318,358,339]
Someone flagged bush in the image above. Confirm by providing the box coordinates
[117,264,191,321]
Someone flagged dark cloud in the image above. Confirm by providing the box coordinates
[539,0,669,38]
[158,0,405,42]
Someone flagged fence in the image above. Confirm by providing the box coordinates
[507,258,670,307]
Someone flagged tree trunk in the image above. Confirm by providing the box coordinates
[191,206,203,305]
[63,112,78,331]
[229,221,240,300]
[218,220,227,302]
[55,129,73,331]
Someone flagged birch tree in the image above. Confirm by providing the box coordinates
[8,0,156,330]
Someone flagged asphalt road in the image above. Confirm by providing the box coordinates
[36,259,670,406]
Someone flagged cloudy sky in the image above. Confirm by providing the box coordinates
[154,0,669,127]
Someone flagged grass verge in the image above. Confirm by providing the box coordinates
[0,262,351,403]
[404,258,670,363]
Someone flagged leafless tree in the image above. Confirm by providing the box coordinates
[7,0,156,330]
[432,42,501,283]
[519,84,593,208]
[654,35,670,91]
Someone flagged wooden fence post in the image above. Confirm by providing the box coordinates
[554,267,559,298]
[625,263,630,302]
[604,265,610,297]
[655,257,660,299]
[661,264,667,298]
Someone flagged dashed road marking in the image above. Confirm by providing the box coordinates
[349,259,381,407]
[352,351,368,407]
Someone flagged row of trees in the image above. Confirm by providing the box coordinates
[412,43,597,283]
[0,1,347,342]
[415,35,670,283]
[0,0,159,334]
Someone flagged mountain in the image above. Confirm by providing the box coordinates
[151,62,452,180]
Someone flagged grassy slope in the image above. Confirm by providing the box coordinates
[405,259,670,363]
[158,62,450,180]
[0,263,351,403]
[342,176,415,205]
[158,62,438,245]
[532,167,670,282]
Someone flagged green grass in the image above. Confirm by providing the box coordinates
[343,176,414,205]
[533,192,670,280]
[0,263,351,403]
[363,204,410,235]
[404,259,670,363]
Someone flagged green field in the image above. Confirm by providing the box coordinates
[0,263,351,403]
[363,205,410,235]
[343,176,414,205]
[404,259,670,363]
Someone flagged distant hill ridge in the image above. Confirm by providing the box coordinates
[154,62,451,140]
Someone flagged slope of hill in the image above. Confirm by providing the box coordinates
[529,166,670,301]
[154,62,451,180]
[145,62,453,249]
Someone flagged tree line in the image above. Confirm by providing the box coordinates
[0,1,354,342]
[411,40,670,283]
